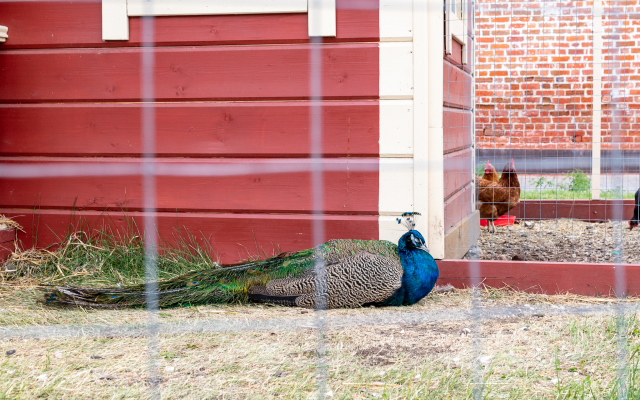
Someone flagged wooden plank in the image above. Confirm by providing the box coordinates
[308,0,337,37]
[103,0,129,41]
[379,158,413,214]
[127,0,308,16]
[0,209,379,264]
[379,0,412,42]
[443,60,472,110]
[511,199,635,222]
[443,182,472,232]
[0,44,379,102]
[0,102,379,157]
[443,148,472,200]
[379,100,413,157]
[443,35,463,66]
[443,108,472,154]
[0,1,378,49]
[438,259,640,297]
[444,210,478,259]
[379,42,413,99]
[0,158,379,214]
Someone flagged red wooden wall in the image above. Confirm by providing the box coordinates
[443,4,475,233]
[0,0,384,263]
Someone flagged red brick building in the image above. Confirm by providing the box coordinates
[475,0,640,172]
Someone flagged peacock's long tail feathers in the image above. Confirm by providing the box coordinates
[42,248,316,308]
[42,238,399,308]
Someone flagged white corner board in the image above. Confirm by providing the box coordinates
[379,42,414,100]
[379,0,413,42]
[308,0,336,37]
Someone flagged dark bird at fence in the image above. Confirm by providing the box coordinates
[630,188,640,230]
[476,159,521,233]
[42,213,439,309]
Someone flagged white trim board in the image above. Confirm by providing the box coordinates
[102,0,336,40]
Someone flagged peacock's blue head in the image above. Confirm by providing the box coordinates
[397,230,429,253]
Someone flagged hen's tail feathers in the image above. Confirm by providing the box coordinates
[41,249,314,308]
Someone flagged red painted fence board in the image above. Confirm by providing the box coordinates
[443,148,472,201]
[0,44,379,102]
[439,259,640,297]
[0,209,379,264]
[0,0,379,49]
[443,109,472,155]
[444,183,473,233]
[511,199,636,222]
[0,158,379,214]
[443,60,473,110]
[0,102,380,157]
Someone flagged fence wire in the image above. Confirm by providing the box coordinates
[0,0,638,398]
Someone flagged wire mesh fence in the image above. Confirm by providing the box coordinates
[0,0,639,398]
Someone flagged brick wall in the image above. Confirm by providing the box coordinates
[475,0,640,151]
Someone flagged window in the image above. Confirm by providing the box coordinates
[445,0,467,64]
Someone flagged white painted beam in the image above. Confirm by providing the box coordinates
[379,42,413,100]
[592,0,602,199]
[102,0,129,41]
[308,0,336,37]
[128,0,308,16]
[411,0,429,248]
[379,100,414,158]
[426,0,445,259]
[379,158,414,215]
[380,0,413,42]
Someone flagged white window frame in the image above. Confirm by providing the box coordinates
[102,0,336,41]
[445,0,467,64]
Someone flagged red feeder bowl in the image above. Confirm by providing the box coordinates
[480,215,516,227]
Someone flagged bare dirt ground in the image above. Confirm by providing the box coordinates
[1,286,640,399]
[465,219,640,264]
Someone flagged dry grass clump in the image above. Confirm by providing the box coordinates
[1,287,640,399]
[1,221,220,290]
[0,215,24,232]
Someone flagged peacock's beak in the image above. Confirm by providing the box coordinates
[419,244,430,253]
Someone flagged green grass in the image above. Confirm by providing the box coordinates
[5,218,222,288]
[521,190,635,200]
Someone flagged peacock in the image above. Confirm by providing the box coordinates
[42,213,439,309]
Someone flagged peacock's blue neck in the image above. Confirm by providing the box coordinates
[398,247,439,305]
[377,246,439,307]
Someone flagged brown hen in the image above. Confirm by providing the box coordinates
[476,159,520,233]
[479,160,500,183]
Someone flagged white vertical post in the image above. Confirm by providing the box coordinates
[412,0,430,245]
[413,0,444,258]
[592,0,602,199]
[308,0,336,37]
[102,0,129,41]
[427,0,445,258]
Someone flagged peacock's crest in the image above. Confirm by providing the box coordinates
[396,212,421,231]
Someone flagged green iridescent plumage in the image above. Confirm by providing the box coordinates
[43,239,400,308]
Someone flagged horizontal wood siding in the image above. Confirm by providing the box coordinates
[0,44,379,102]
[443,148,472,201]
[443,20,474,235]
[0,209,379,263]
[443,60,473,110]
[0,158,378,214]
[0,102,380,157]
[444,183,473,233]
[0,1,384,260]
[0,0,379,49]
[443,109,472,154]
